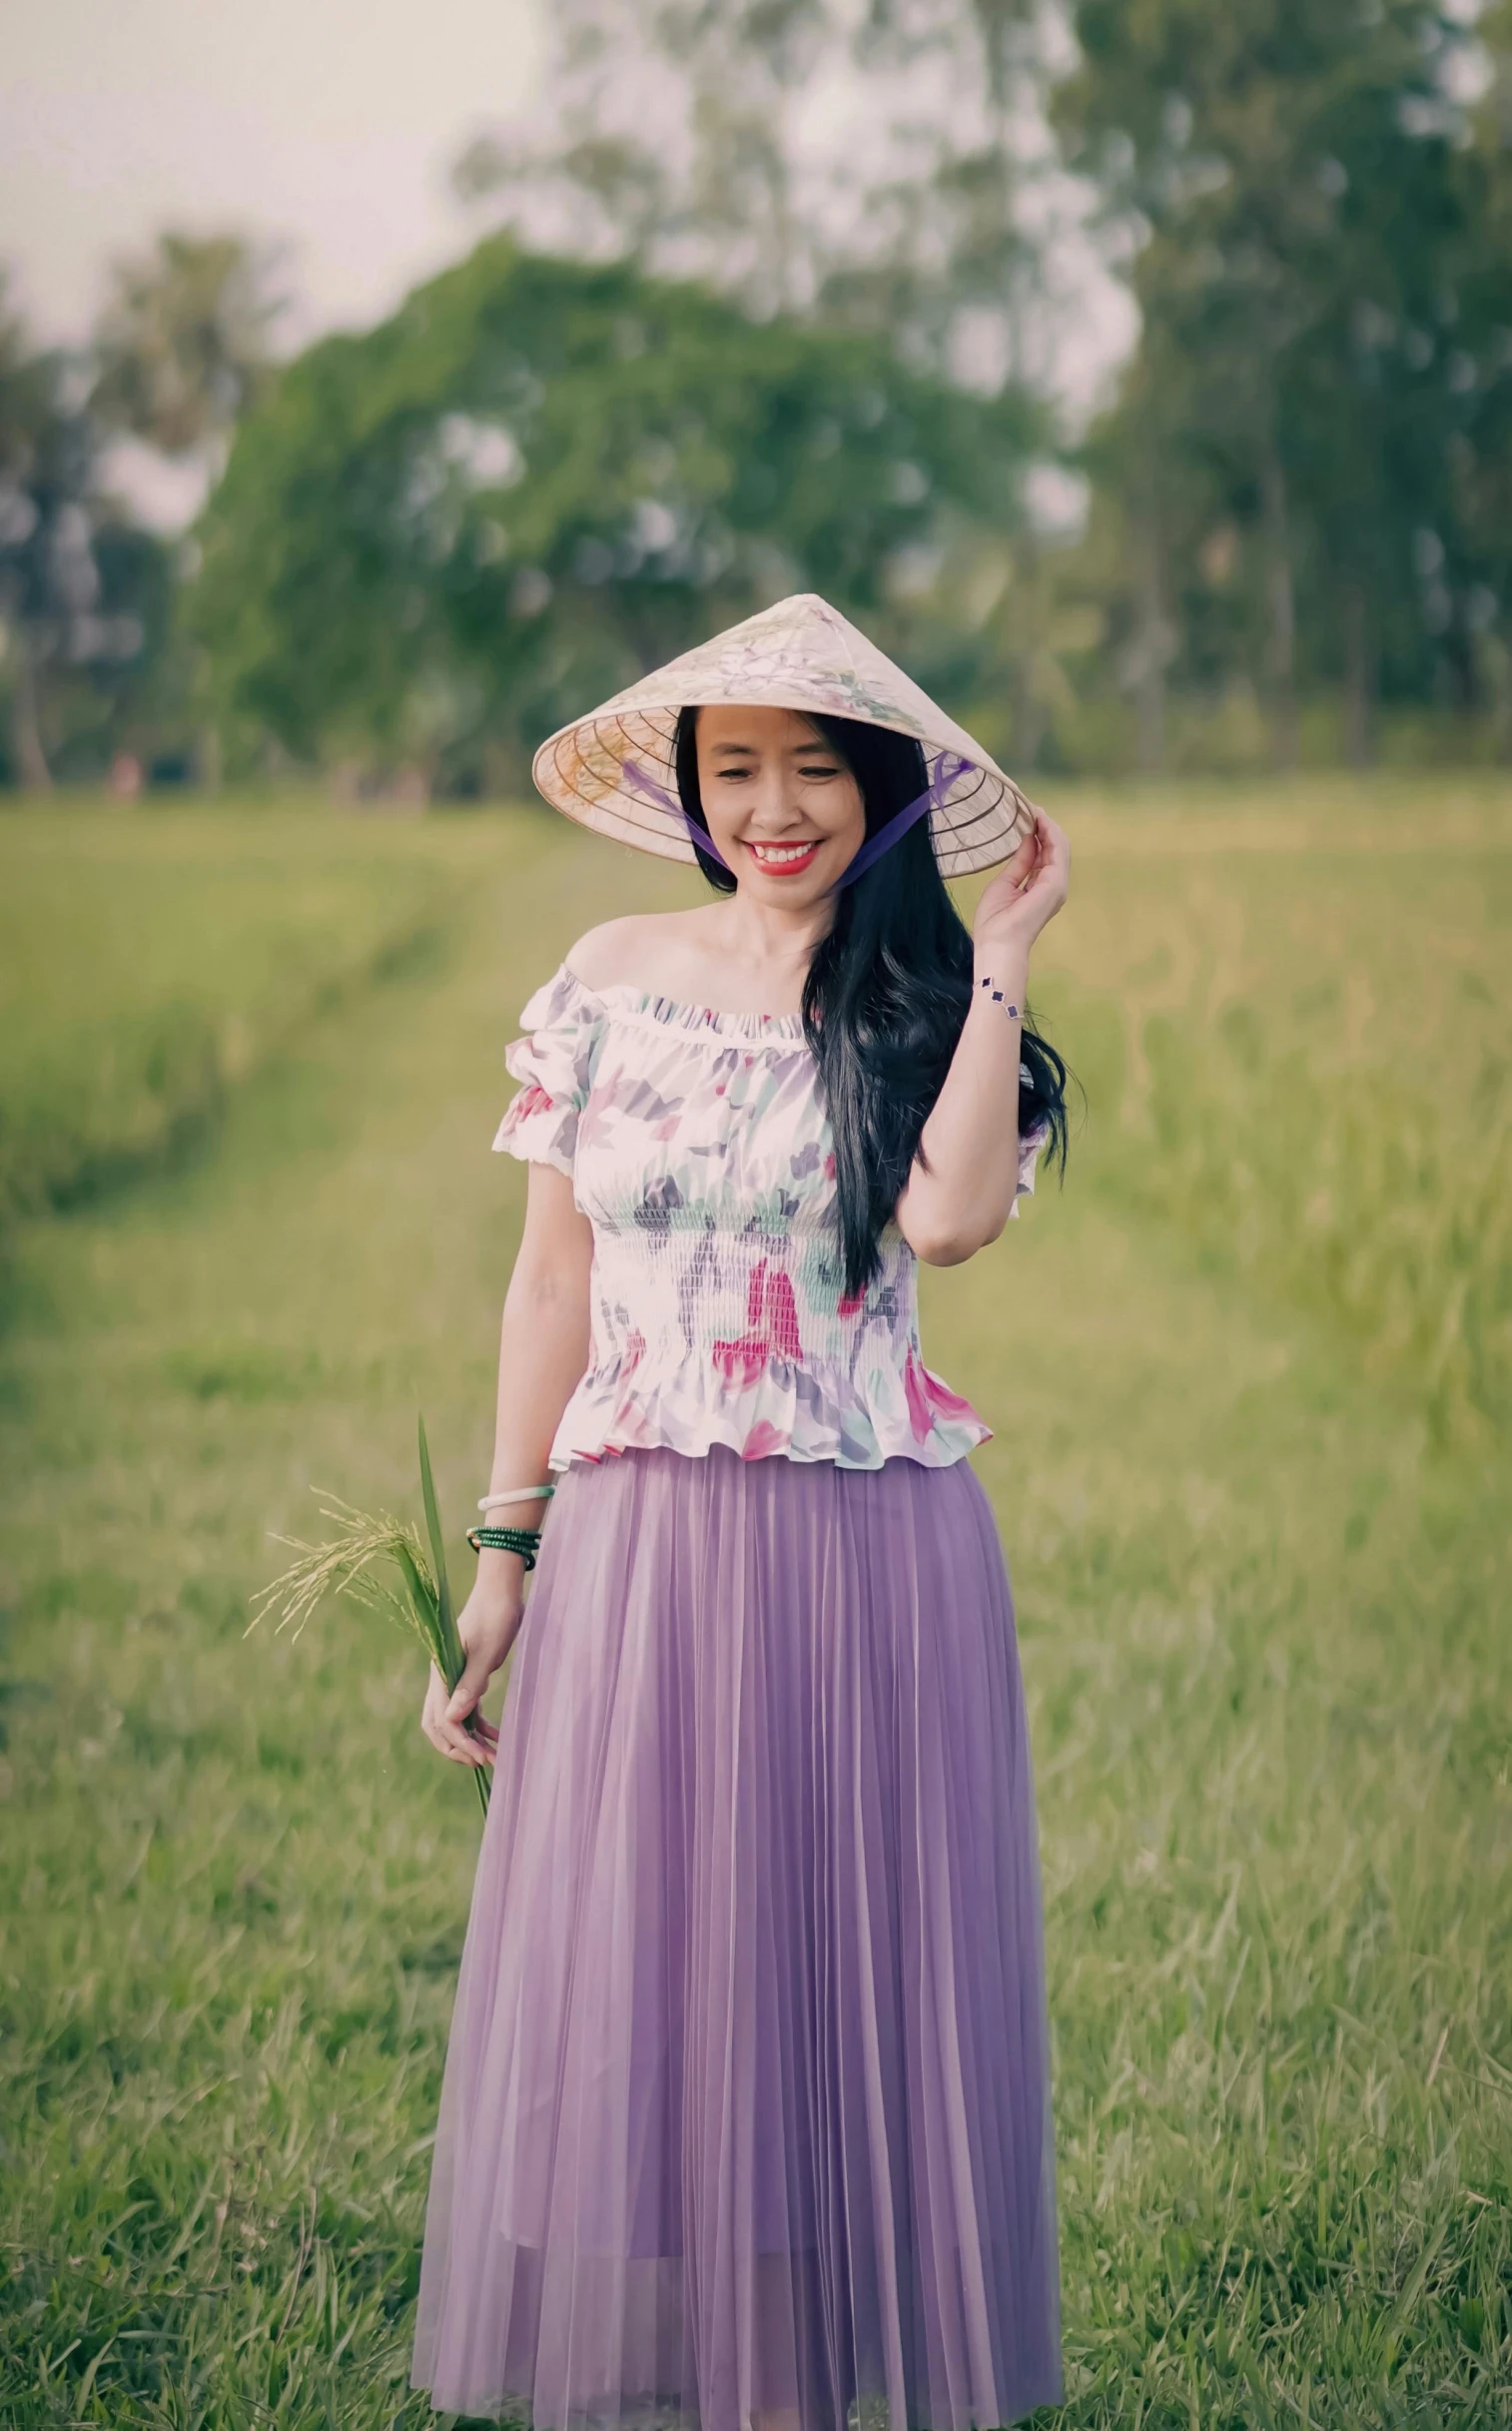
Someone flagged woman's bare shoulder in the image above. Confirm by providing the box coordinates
[564,909,722,992]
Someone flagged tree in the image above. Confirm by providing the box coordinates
[451,3,1102,773]
[452,0,1065,388]
[188,235,1044,787]
[0,276,176,789]
[1444,0,1512,756]
[0,281,60,785]
[1056,0,1512,764]
[92,231,284,466]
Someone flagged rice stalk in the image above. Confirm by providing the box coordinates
[250,1415,488,1813]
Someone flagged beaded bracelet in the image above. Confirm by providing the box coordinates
[977,974,1023,1020]
[466,1524,542,1569]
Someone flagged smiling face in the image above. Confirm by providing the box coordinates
[693,704,867,903]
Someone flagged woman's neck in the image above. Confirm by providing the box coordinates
[710,886,836,993]
[567,893,839,1018]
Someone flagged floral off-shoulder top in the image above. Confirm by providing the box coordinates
[494,962,1047,1472]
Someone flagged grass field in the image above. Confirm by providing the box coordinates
[0,808,471,1239]
[1,782,1509,2428]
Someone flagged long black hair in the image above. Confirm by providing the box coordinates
[674,705,1070,1297]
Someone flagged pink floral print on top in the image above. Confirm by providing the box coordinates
[493,962,1048,1472]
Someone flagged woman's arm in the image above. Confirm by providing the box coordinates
[420,1161,593,1770]
[896,808,1071,1267]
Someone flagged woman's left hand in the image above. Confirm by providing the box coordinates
[972,809,1070,959]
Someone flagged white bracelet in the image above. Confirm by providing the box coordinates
[477,1485,555,1511]
[977,974,1023,1020]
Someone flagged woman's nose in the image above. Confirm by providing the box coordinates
[744,772,809,832]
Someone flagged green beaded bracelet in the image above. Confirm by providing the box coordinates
[466,1524,542,1569]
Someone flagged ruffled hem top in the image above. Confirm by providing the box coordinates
[493,962,1046,1472]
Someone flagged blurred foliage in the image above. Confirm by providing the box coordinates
[448,0,1512,776]
[0,233,288,790]
[93,230,284,462]
[0,277,178,789]
[1053,0,1512,769]
[5,3,1512,784]
[454,0,1054,370]
[188,236,1044,790]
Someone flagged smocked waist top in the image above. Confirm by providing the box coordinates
[493,961,1045,1472]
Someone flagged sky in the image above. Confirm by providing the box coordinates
[1,0,543,343]
[2,0,544,521]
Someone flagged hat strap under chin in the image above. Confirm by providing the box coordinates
[620,748,972,888]
[836,750,971,887]
[620,758,735,871]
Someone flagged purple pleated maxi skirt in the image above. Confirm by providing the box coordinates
[411,1444,1062,2430]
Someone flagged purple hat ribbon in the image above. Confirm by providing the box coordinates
[621,749,972,887]
[620,756,735,870]
[833,749,971,888]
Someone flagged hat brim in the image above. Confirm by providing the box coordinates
[532,698,1037,878]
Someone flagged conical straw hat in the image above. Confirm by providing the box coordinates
[531,592,1037,877]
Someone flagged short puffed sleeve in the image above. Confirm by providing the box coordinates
[491,963,604,1178]
[1007,1119,1050,1220]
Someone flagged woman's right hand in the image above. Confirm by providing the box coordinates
[971,808,1071,961]
[420,1561,526,1770]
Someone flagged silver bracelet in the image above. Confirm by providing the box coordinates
[977,974,1023,1020]
[477,1484,556,1511]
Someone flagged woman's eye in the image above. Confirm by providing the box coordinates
[798,763,840,780]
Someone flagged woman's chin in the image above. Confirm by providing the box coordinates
[738,872,833,912]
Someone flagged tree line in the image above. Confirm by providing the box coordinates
[3,0,1510,792]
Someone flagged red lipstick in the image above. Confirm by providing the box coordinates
[743,839,821,877]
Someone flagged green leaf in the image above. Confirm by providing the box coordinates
[390,1538,443,1670]
[417,1414,488,1815]
[417,1411,462,1682]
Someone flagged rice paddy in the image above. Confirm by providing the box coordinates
[0,780,1508,2427]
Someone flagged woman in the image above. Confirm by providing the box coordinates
[411,593,1071,2431]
